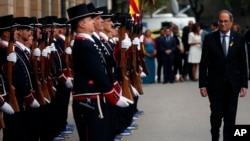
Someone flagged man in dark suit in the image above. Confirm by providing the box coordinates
[155,27,166,83]
[244,28,250,79]
[199,10,248,141]
[155,27,176,83]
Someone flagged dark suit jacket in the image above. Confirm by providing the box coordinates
[199,30,248,93]
[155,35,176,60]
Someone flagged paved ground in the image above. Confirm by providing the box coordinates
[66,80,250,141]
[1,80,250,141]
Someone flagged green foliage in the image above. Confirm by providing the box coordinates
[142,0,170,15]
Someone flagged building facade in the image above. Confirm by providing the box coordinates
[0,0,110,18]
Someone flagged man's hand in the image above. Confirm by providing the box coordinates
[165,50,172,55]
[200,88,208,97]
[240,87,247,97]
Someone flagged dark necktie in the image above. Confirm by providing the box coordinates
[222,35,227,56]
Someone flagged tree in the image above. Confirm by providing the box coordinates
[189,0,204,22]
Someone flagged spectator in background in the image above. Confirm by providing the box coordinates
[142,29,156,84]
[162,27,176,83]
[232,23,241,34]
[172,24,185,82]
[210,22,218,32]
[182,20,194,81]
[155,27,166,83]
[188,23,202,81]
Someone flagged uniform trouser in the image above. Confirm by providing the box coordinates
[54,83,71,134]
[40,103,55,141]
[73,98,111,141]
[208,81,239,141]
[23,106,42,141]
[3,112,24,141]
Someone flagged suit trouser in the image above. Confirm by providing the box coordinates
[157,56,164,82]
[163,55,174,82]
[208,81,239,141]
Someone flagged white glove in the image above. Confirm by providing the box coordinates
[113,37,119,43]
[0,102,14,114]
[70,40,74,47]
[42,48,49,57]
[65,47,72,55]
[140,71,147,77]
[131,85,140,97]
[121,38,131,49]
[139,35,144,42]
[33,48,41,57]
[7,52,17,63]
[65,77,73,88]
[30,99,40,108]
[50,43,57,52]
[116,95,133,107]
[132,37,140,45]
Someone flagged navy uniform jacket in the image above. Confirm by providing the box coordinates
[72,33,113,95]
[0,41,8,96]
[51,38,64,78]
[92,33,117,83]
[14,43,34,97]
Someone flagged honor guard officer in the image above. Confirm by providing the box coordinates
[87,4,126,140]
[3,16,40,141]
[37,16,73,140]
[51,16,75,137]
[36,16,56,141]
[67,3,132,141]
[0,15,16,127]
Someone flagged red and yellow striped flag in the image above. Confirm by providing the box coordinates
[129,0,140,15]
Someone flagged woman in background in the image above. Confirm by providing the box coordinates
[172,24,185,82]
[188,23,202,81]
[142,29,156,84]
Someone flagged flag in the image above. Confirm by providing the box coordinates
[129,0,140,15]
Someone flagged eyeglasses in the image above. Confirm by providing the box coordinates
[218,20,231,24]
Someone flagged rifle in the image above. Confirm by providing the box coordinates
[118,14,134,102]
[31,26,47,105]
[130,21,143,95]
[39,28,52,100]
[0,112,4,128]
[64,24,73,78]
[137,23,150,76]
[7,28,20,112]
[45,25,56,98]
[0,75,6,128]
